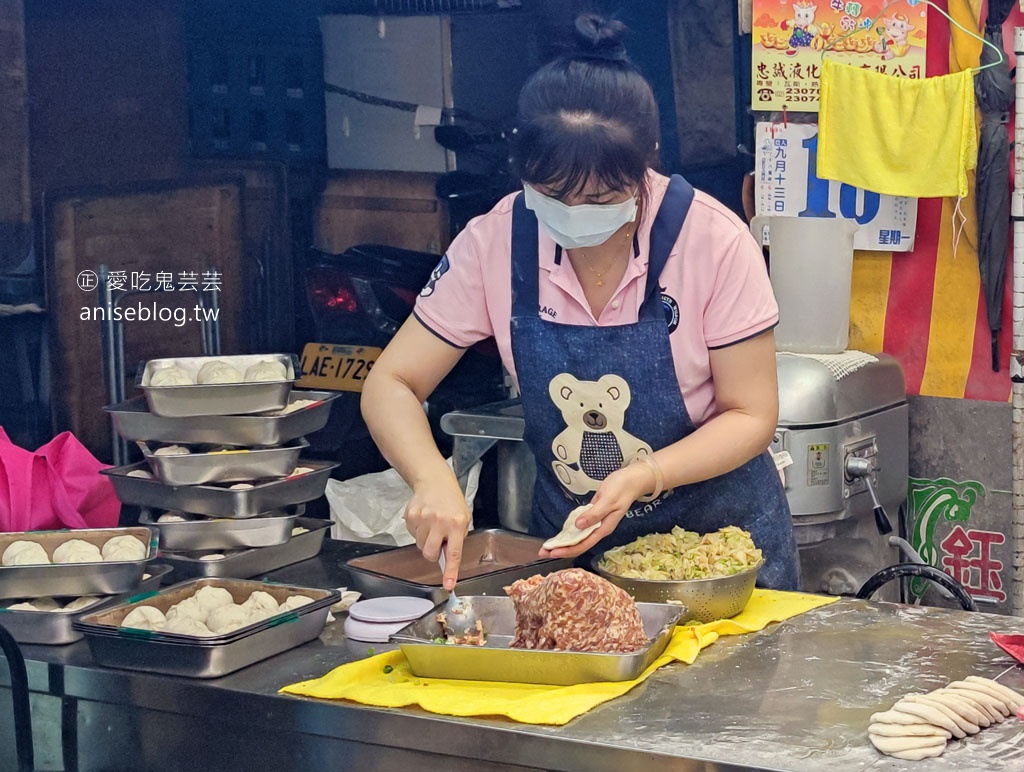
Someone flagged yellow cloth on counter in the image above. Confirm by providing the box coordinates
[279,589,838,726]
[818,58,977,199]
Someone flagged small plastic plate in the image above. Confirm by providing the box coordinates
[344,616,411,643]
[348,596,435,624]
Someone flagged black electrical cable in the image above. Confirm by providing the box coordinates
[0,622,33,771]
[856,563,977,613]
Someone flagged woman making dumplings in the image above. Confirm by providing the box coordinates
[361,13,800,592]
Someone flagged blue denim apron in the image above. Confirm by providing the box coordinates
[509,175,800,590]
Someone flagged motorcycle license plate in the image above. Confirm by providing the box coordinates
[298,343,382,392]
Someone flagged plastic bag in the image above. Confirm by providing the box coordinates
[326,459,481,547]
[0,428,121,533]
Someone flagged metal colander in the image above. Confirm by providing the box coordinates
[592,558,763,624]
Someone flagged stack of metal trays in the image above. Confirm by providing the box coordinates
[391,595,687,685]
[345,529,575,603]
[154,518,332,581]
[73,577,340,678]
[105,355,341,581]
[0,565,173,645]
[138,507,304,551]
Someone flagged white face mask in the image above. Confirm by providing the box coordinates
[523,184,638,249]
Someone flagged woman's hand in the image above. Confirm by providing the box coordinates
[537,460,656,559]
[404,474,471,591]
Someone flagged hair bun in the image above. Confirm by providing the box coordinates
[571,12,629,63]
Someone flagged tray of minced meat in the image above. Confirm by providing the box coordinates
[390,568,686,685]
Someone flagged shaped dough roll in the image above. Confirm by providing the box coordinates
[2,541,49,566]
[121,605,166,631]
[194,585,235,616]
[207,603,251,634]
[196,360,243,385]
[149,366,193,387]
[243,360,288,382]
[162,616,215,636]
[52,539,103,564]
[101,535,147,562]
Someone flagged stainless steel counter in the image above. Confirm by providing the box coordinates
[4,537,1024,772]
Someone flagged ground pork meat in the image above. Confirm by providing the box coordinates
[504,568,648,653]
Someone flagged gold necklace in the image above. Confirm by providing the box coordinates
[576,231,632,287]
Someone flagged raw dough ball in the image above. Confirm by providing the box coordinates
[2,540,49,566]
[149,366,193,387]
[30,597,61,611]
[121,605,166,631]
[162,616,214,636]
[198,553,226,561]
[153,445,190,457]
[288,467,314,477]
[196,360,243,385]
[228,483,254,490]
[52,539,103,564]
[63,596,100,612]
[193,585,234,616]
[165,596,207,624]
[243,360,288,382]
[281,595,313,612]
[206,603,251,634]
[242,590,280,622]
[291,527,309,536]
[102,535,147,561]
[157,511,190,523]
[127,469,154,479]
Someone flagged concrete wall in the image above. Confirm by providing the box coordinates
[906,395,1014,613]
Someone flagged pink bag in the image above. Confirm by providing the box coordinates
[0,428,121,533]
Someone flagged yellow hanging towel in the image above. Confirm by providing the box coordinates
[818,58,977,199]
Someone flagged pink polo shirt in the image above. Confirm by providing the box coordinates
[413,171,778,426]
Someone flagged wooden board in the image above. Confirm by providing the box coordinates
[46,180,245,461]
[313,170,448,255]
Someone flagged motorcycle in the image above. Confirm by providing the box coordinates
[297,126,513,486]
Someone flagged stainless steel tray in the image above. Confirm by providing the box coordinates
[74,577,339,678]
[392,595,686,685]
[0,564,173,645]
[139,508,301,551]
[102,459,337,518]
[0,527,159,600]
[157,518,331,581]
[139,354,298,418]
[346,529,574,603]
[139,439,308,486]
[106,391,339,447]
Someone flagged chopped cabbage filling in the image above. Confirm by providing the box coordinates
[598,525,762,581]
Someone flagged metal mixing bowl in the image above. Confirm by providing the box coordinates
[592,557,763,623]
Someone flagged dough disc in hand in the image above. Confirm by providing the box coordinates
[543,504,600,550]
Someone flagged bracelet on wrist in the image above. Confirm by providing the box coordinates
[632,455,664,499]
